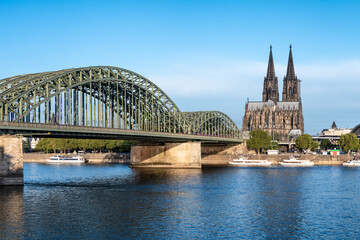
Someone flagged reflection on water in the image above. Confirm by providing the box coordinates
[1,164,360,239]
[0,187,24,240]
[256,169,304,238]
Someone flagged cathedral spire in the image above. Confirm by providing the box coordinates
[263,45,279,102]
[282,45,300,102]
[267,45,276,80]
[286,44,295,79]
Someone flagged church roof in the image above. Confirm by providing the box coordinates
[247,100,299,111]
[247,102,266,111]
[277,102,299,110]
[331,121,337,129]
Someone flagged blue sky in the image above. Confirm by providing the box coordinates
[1,0,359,134]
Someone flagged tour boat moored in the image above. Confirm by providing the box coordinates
[343,158,360,166]
[46,155,86,164]
[228,157,272,167]
[280,156,314,167]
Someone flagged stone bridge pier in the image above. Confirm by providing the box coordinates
[130,142,202,168]
[130,142,246,168]
[0,135,23,186]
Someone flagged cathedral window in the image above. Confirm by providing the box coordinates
[289,87,292,97]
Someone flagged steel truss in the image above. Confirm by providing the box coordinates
[0,66,240,138]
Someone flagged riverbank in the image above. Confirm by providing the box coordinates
[24,152,352,166]
[23,153,130,164]
[202,153,351,167]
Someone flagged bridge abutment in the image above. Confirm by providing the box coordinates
[130,142,201,168]
[0,135,24,186]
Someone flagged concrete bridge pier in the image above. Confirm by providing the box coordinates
[130,142,201,168]
[0,135,24,186]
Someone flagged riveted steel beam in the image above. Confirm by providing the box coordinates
[0,66,241,139]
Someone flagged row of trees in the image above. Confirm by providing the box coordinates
[247,129,359,154]
[35,138,136,153]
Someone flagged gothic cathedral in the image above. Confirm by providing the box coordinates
[242,45,304,141]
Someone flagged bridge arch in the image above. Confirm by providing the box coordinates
[352,124,360,136]
[0,66,241,137]
[0,66,189,133]
[183,111,240,138]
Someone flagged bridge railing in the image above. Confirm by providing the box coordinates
[0,121,243,142]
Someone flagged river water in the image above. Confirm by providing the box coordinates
[1,163,360,239]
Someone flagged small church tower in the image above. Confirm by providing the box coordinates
[282,45,300,102]
[262,45,279,102]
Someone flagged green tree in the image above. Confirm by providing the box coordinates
[105,140,118,152]
[311,141,320,152]
[320,139,332,150]
[247,129,271,154]
[54,138,66,153]
[34,138,136,153]
[35,138,52,153]
[47,138,58,153]
[87,139,106,153]
[271,141,280,150]
[295,134,316,153]
[77,139,88,152]
[339,133,360,154]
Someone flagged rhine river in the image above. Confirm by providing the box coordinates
[1,163,360,239]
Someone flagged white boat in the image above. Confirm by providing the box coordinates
[228,157,272,167]
[343,158,360,166]
[280,156,314,167]
[46,155,86,164]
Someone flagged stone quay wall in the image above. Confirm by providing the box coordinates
[202,153,351,166]
[24,149,351,167]
[24,152,130,164]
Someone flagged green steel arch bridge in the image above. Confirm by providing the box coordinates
[0,66,242,143]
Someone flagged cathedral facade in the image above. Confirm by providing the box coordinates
[242,46,304,141]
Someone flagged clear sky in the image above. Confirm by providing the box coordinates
[1,0,359,134]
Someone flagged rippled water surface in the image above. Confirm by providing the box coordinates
[1,163,360,239]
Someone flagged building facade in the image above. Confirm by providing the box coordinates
[242,45,304,141]
[313,121,353,144]
[320,121,352,137]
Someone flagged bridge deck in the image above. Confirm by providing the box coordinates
[0,122,243,144]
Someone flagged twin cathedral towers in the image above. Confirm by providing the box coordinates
[242,45,304,141]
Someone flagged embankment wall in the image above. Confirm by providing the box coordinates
[24,151,351,166]
[202,153,351,166]
[23,152,130,164]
